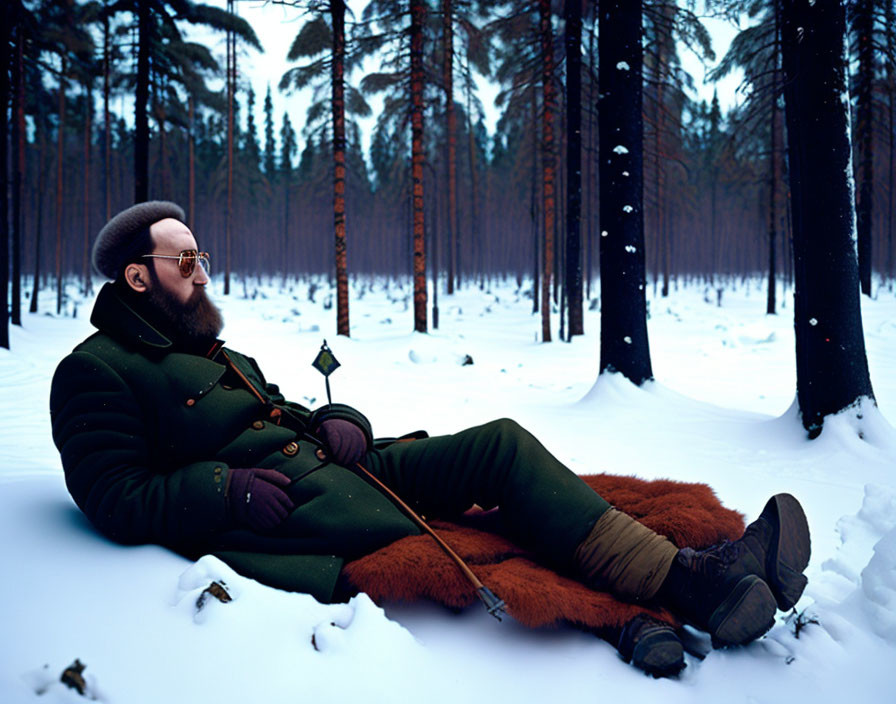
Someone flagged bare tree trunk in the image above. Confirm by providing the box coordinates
[854,0,873,295]
[888,0,895,286]
[30,114,47,314]
[531,87,540,314]
[586,20,597,301]
[465,56,477,289]
[1,3,10,347]
[188,97,195,227]
[332,0,350,335]
[565,0,584,337]
[443,0,458,295]
[538,0,555,342]
[432,169,440,329]
[782,0,874,437]
[55,62,67,316]
[135,0,150,202]
[82,83,93,296]
[598,0,653,384]
[225,0,235,295]
[12,20,25,327]
[767,78,779,315]
[411,0,427,332]
[103,5,111,222]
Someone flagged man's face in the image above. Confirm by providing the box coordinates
[147,218,209,303]
[139,218,223,343]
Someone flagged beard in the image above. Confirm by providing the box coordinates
[145,271,224,346]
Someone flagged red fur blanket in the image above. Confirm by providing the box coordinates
[344,474,745,631]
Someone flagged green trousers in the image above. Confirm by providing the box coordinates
[366,418,611,569]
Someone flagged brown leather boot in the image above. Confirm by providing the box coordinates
[616,614,685,677]
[661,549,777,647]
[657,493,810,647]
[723,493,811,610]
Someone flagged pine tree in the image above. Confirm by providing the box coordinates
[264,84,276,176]
[564,0,584,338]
[598,0,653,384]
[781,0,875,436]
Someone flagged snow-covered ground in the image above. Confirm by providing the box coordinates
[2,276,895,703]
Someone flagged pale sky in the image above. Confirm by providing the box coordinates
[194,1,746,159]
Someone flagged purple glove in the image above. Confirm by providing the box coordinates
[227,468,295,531]
[316,418,368,466]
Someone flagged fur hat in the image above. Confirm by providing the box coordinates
[92,201,186,279]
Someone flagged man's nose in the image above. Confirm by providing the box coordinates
[193,265,209,285]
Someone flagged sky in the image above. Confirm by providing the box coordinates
[192,1,746,158]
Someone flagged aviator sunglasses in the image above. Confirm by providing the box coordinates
[141,249,211,277]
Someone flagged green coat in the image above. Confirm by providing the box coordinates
[50,283,419,601]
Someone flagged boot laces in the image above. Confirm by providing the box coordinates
[689,540,745,581]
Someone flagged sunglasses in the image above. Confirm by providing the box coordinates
[142,249,211,277]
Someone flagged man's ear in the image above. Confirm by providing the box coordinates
[124,263,150,293]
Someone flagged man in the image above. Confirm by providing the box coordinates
[51,202,811,677]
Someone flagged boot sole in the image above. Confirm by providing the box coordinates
[618,615,686,677]
[762,493,811,610]
[708,575,777,648]
[631,630,686,677]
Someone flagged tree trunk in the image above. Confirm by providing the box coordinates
[586,20,597,301]
[598,0,653,384]
[103,6,111,222]
[767,78,779,315]
[225,0,235,296]
[565,0,584,337]
[888,0,895,285]
[188,97,195,227]
[135,0,150,203]
[332,0,350,335]
[538,0,555,343]
[854,0,873,296]
[83,83,93,297]
[411,0,427,332]
[1,2,10,347]
[443,0,458,295]
[465,56,477,289]
[531,87,540,314]
[12,19,25,327]
[781,0,874,437]
[30,113,47,314]
[55,62,67,316]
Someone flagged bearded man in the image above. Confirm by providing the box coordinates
[50,201,811,677]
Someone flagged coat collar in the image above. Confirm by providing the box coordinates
[91,282,173,349]
[90,282,223,358]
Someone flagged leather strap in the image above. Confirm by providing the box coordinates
[354,460,506,620]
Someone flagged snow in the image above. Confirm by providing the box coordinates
[616,61,631,71]
[2,276,896,703]
[613,145,629,154]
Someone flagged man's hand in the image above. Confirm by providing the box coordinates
[316,418,368,467]
[227,468,295,531]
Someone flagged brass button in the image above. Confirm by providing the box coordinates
[251,420,265,430]
[282,441,299,457]
[315,447,327,461]
[185,398,196,407]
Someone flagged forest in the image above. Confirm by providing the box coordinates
[1,0,893,435]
